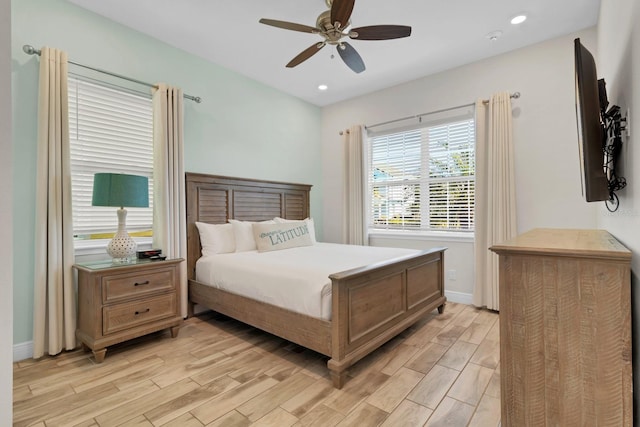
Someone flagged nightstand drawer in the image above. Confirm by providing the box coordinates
[103,268,175,303]
[103,293,177,335]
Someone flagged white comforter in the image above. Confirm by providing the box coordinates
[195,242,420,320]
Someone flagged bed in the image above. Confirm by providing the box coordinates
[186,172,447,388]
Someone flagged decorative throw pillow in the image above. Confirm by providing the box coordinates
[252,221,314,252]
[273,217,317,243]
[228,219,274,252]
[195,222,235,256]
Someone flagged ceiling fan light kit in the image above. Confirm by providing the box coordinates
[259,0,411,73]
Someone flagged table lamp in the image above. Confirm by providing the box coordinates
[92,173,149,263]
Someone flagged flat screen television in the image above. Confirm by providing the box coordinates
[574,38,609,202]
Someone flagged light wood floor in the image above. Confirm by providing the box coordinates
[13,302,501,427]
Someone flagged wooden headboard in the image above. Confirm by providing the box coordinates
[185,173,312,280]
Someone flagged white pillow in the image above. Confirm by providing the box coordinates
[273,217,317,243]
[228,219,274,252]
[252,221,313,252]
[195,222,235,256]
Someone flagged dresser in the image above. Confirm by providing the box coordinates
[74,258,184,362]
[490,229,632,426]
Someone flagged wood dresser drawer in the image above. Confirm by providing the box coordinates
[102,267,175,303]
[102,293,177,335]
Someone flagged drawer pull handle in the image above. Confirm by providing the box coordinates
[135,308,150,315]
[134,281,150,286]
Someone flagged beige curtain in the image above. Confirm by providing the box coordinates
[343,125,367,245]
[473,92,517,311]
[152,83,188,317]
[33,47,76,358]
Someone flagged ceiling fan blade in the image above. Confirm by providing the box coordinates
[330,0,355,30]
[350,25,412,40]
[338,42,365,73]
[286,43,325,68]
[259,18,318,34]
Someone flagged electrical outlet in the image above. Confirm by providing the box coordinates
[448,269,457,280]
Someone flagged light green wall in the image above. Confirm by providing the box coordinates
[11,0,323,345]
[2,0,14,421]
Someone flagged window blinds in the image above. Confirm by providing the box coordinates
[427,120,475,230]
[369,113,475,232]
[371,129,422,229]
[68,76,154,237]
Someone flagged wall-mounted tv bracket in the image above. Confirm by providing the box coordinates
[602,105,627,212]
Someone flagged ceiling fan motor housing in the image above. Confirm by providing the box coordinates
[317,11,350,44]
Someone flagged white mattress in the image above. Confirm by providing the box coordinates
[195,242,421,320]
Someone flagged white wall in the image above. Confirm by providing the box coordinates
[596,0,640,416]
[0,0,13,422]
[322,29,600,300]
[597,0,639,270]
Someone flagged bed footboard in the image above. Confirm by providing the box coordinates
[328,247,446,388]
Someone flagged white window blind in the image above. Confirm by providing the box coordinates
[68,76,154,238]
[369,111,475,232]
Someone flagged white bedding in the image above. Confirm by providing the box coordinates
[195,242,421,320]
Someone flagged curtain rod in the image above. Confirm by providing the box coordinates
[360,91,521,132]
[23,45,202,104]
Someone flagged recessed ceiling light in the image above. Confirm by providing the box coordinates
[511,14,527,25]
[318,84,328,91]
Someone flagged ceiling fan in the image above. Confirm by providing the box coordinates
[259,0,411,73]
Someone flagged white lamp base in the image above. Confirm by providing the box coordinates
[107,208,137,263]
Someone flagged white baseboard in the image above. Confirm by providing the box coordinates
[445,290,473,305]
[13,341,32,362]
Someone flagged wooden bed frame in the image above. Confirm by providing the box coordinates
[186,172,447,388]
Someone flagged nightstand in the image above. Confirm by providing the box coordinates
[74,258,184,362]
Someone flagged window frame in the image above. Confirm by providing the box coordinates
[366,106,476,236]
[67,74,155,255]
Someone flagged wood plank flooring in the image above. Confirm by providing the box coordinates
[13,302,501,426]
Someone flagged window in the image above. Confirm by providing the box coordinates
[68,76,154,242]
[368,109,475,233]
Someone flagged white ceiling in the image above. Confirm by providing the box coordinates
[67,0,601,107]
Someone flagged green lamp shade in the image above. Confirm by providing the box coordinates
[91,173,149,208]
